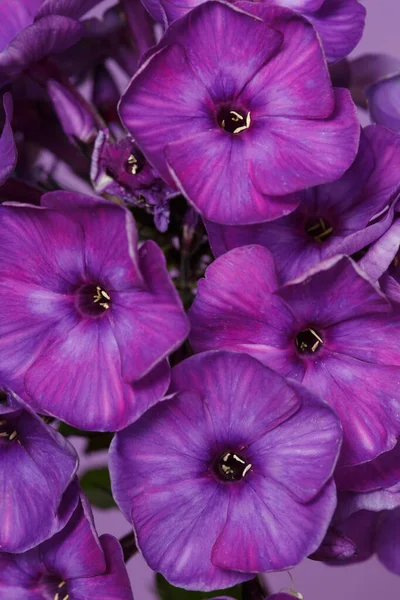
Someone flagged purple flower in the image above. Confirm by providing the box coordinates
[0,390,79,553]
[189,249,400,466]
[209,596,299,600]
[0,192,189,431]
[141,0,365,64]
[206,125,400,283]
[90,129,176,232]
[318,484,400,573]
[336,439,400,494]
[0,0,99,88]
[366,73,400,133]
[0,93,17,186]
[0,494,134,599]
[120,1,359,225]
[110,351,341,591]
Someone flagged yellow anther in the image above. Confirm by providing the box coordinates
[233,112,251,134]
[0,432,8,437]
[93,286,111,310]
[58,582,66,588]
[127,154,139,174]
[242,463,252,476]
[229,110,244,122]
[8,431,17,441]
[54,594,59,600]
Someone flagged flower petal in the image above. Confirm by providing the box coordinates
[0,409,78,552]
[68,535,134,599]
[250,89,359,196]
[211,477,336,572]
[307,0,366,64]
[0,93,16,185]
[110,240,189,381]
[237,3,334,118]
[249,382,341,503]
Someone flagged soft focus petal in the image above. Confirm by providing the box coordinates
[35,0,101,19]
[307,0,366,64]
[375,507,400,575]
[367,73,400,133]
[336,440,400,493]
[0,93,17,185]
[0,16,83,88]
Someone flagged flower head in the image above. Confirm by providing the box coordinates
[0,390,79,553]
[189,248,400,465]
[206,125,400,283]
[120,1,359,225]
[110,351,341,590]
[0,192,189,431]
[0,494,134,599]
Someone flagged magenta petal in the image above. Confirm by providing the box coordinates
[131,479,247,591]
[170,351,303,448]
[336,440,400,493]
[0,0,37,51]
[277,256,390,327]
[0,16,83,87]
[237,4,334,118]
[308,0,366,64]
[68,535,134,600]
[304,357,400,466]
[160,1,283,101]
[0,281,77,394]
[35,0,100,19]
[0,204,85,289]
[24,318,134,431]
[109,389,212,522]
[41,191,143,290]
[110,240,189,381]
[41,498,106,580]
[211,478,337,572]
[279,0,324,9]
[167,129,298,224]
[119,43,213,186]
[189,245,294,357]
[250,89,359,196]
[249,382,342,503]
[0,93,17,185]
[0,409,78,553]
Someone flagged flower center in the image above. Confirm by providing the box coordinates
[218,107,251,134]
[215,451,252,481]
[0,419,17,441]
[295,328,323,354]
[53,580,69,600]
[125,152,144,175]
[305,217,333,243]
[77,284,111,316]
[39,573,69,600]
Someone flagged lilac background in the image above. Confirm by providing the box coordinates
[84,1,400,597]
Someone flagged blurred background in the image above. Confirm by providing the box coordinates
[84,1,400,597]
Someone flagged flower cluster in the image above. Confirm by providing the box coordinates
[0,0,399,599]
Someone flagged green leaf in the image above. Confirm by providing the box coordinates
[156,574,242,600]
[80,467,116,509]
[58,422,88,437]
